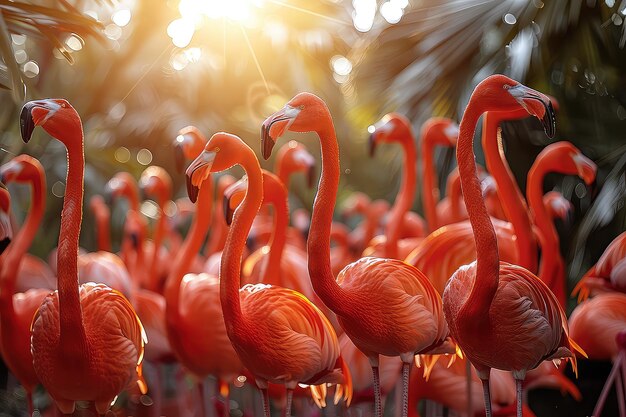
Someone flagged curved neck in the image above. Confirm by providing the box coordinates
[447,170,462,221]
[527,160,562,304]
[58,137,88,353]
[93,206,111,252]
[221,150,264,330]
[276,159,291,188]
[165,178,213,318]
[421,135,439,232]
[481,112,537,272]
[308,120,353,316]
[148,197,167,289]
[385,140,416,259]
[457,102,499,321]
[262,173,288,285]
[0,169,45,315]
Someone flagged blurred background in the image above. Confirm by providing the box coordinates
[0,1,625,416]
[0,0,624,309]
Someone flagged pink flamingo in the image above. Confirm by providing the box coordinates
[573,231,626,301]
[442,75,584,417]
[22,98,146,415]
[0,155,52,413]
[261,93,451,417]
[185,131,351,417]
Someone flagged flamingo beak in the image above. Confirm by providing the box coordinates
[368,132,377,157]
[573,153,597,186]
[507,84,556,138]
[185,150,216,203]
[261,105,301,160]
[20,99,61,143]
[174,143,186,173]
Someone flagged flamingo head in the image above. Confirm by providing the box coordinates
[223,176,247,226]
[21,99,81,144]
[539,142,597,185]
[174,126,207,173]
[420,117,459,148]
[139,166,172,204]
[186,132,245,203]
[276,140,316,188]
[367,113,413,157]
[340,191,370,219]
[543,191,574,224]
[261,92,330,160]
[0,154,43,185]
[105,172,138,206]
[0,182,11,254]
[476,75,556,138]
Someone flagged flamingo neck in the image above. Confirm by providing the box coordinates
[527,160,563,305]
[221,149,263,332]
[421,132,440,232]
[308,122,353,316]
[165,178,213,319]
[94,206,111,252]
[262,174,288,286]
[58,137,88,353]
[148,198,167,291]
[447,171,462,221]
[457,103,499,322]
[385,139,416,259]
[482,112,537,272]
[276,159,291,188]
[0,168,45,316]
[205,187,227,257]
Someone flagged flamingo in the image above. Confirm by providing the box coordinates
[573,231,626,301]
[441,74,584,417]
[185,131,351,417]
[139,165,174,293]
[0,155,52,413]
[275,140,316,189]
[329,222,357,278]
[166,129,244,417]
[0,156,55,292]
[526,141,596,308]
[367,114,447,258]
[404,108,546,295]
[223,170,316,303]
[569,292,626,416]
[261,92,451,417]
[341,192,388,255]
[21,98,147,415]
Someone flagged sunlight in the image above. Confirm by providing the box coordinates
[179,0,264,22]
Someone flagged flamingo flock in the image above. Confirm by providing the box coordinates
[0,74,623,417]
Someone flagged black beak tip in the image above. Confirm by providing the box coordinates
[223,194,234,226]
[20,103,35,143]
[174,145,185,174]
[307,165,315,189]
[543,101,556,139]
[130,233,139,250]
[186,177,199,204]
[0,237,10,255]
[368,133,377,158]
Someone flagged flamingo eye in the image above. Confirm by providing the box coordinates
[503,84,511,90]
[299,105,305,110]
[214,147,220,153]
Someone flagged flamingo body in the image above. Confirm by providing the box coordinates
[336,257,447,358]
[31,282,146,413]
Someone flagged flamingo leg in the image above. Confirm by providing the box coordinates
[593,350,624,417]
[27,391,33,417]
[260,388,271,417]
[197,382,206,417]
[515,379,523,417]
[371,365,382,417]
[285,388,294,417]
[401,361,411,417]
[466,360,473,417]
[616,362,625,417]
[480,378,492,417]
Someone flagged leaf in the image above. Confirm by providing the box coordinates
[0,9,23,103]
